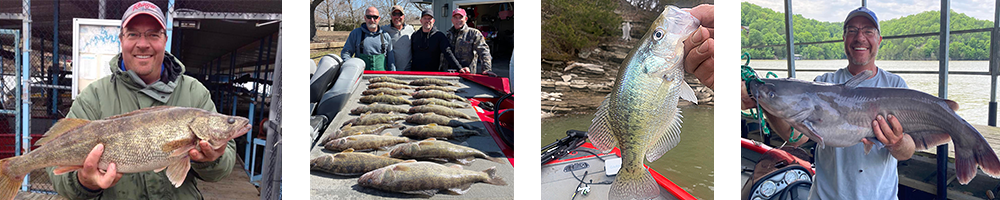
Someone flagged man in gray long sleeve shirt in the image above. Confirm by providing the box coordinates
[382,5,414,71]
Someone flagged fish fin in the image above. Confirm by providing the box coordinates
[445,184,473,195]
[864,142,872,155]
[844,70,874,88]
[342,148,355,153]
[482,166,507,185]
[908,131,952,150]
[402,159,417,163]
[449,165,463,169]
[380,152,390,157]
[679,80,698,104]
[646,109,683,162]
[393,165,411,171]
[485,156,505,163]
[0,158,25,200]
[162,138,197,157]
[423,138,437,141]
[401,189,438,197]
[609,166,659,200]
[944,99,960,111]
[587,95,618,153]
[37,118,91,146]
[153,166,168,173]
[53,166,83,175]
[954,131,1000,184]
[165,158,191,188]
[457,158,475,165]
[104,106,174,120]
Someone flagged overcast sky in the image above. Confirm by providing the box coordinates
[744,0,997,22]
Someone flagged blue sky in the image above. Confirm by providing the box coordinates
[744,0,997,22]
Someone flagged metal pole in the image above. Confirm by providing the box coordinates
[990,0,1000,127]
[230,52,236,116]
[20,0,31,191]
[52,0,59,116]
[98,0,105,19]
[165,0,174,52]
[862,0,867,7]
[259,22,281,200]
[784,0,796,78]
[937,0,951,198]
[260,35,273,124]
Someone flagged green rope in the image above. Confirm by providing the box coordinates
[741,53,801,143]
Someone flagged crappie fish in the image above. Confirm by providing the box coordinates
[748,70,1000,184]
[406,113,474,129]
[358,161,506,197]
[416,85,461,92]
[310,149,404,176]
[322,122,403,143]
[413,90,468,102]
[342,112,407,127]
[324,134,411,152]
[411,98,470,108]
[408,104,477,120]
[350,103,409,115]
[389,139,503,165]
[368,76,409,85]
[409,78,456,86]
[368,82,413,90]
[362,88,412,96]
[586,6,700,200]
[359,94,413,105]
[0,106,250,199]
[401,123,481,139]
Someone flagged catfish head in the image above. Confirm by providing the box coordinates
[190,112,251,149]
[747,79,822,123]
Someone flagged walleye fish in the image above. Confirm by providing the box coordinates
[406,113,474,129]
[0,106,250,199]
[322,122,403,143]
[368,82,413,90]
[408,104,477,120]
[586,6,700,200]
[416,85,461,92]
[342,112,408,127]
[389,139,503,165]
[409,78,456,86]
[362,88,412,96]
[358,161,506,197]
[748,70,1000,184]
[350,103,410,115]
[360,94,413,105]
[413,90,468,102]
[368,76,409,85]
[324,134,411,152]
[401,123,481,139]
[411,98,470,108]
[310,149,405,176]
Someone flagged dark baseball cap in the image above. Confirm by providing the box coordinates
[844,7,880,32]
[121,1,166,30]
[421,9,433,17]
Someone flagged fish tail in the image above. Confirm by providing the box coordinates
[955,139,1000,184]
[610,165,660,200]
[482,167,507,186]
[0,158,23,200]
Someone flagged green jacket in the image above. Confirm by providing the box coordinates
[48,52,235,200]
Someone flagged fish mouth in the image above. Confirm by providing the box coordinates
[233,123,252,140]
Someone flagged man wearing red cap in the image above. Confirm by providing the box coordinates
[48,1,234,199]
[448,8,492,74]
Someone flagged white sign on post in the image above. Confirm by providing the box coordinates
[72,18,120,99]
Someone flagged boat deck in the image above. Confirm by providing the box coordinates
[541,153,679,200]
[309,74,514,199]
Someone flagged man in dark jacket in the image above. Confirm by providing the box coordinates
[411,9,461,71]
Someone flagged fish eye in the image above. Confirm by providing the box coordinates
[769,92,776,98]
[227,118,236,124]
[653,28,665,40]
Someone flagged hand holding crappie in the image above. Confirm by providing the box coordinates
[0,106,250,199]
[747,70,1000,184]
[586,6,700,200]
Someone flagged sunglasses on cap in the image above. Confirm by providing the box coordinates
[365,15,379,20]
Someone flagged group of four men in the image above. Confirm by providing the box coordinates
[341,6,493,74]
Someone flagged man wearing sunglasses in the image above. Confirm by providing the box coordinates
[382,5,414,70]
[741,7,912,200]
[448,8,492,74]
[48,1,234,199]
[342,6,395,71]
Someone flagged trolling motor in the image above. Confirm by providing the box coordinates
[541,130,590,164]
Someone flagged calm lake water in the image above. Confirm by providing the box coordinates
[541,106,715,200]
[750,59,997,125]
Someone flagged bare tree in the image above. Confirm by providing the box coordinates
[317,0,336,31]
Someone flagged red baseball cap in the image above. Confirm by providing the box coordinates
[452,8,467,18]
[121,1,166,30]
